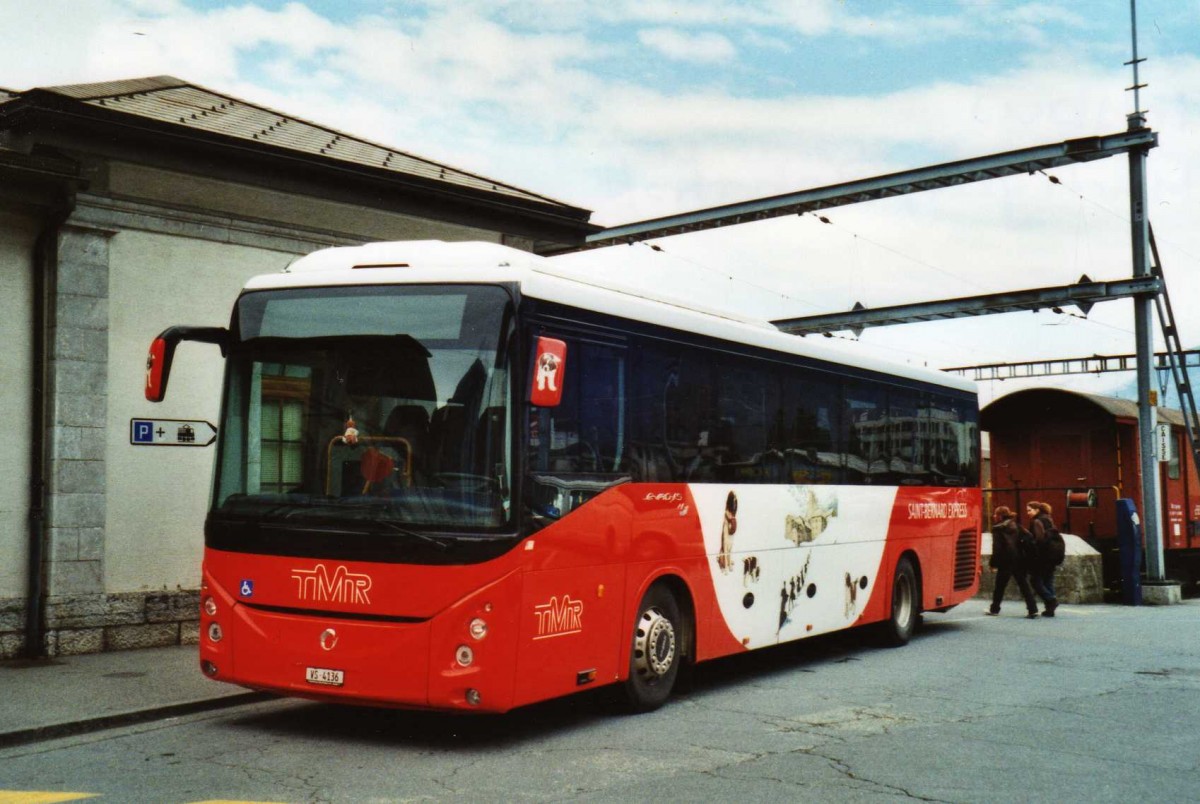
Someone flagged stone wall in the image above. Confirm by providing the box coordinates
[0,589,199,658]
[977,532,1105,605]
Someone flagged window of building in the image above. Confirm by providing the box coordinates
[259,363,311,494]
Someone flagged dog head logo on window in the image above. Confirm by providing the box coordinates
[531,337,567,407]
[537,352,561,391]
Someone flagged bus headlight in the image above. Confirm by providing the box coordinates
[455,645,474,667]
[469,618,488,640]
[203,596,218,617]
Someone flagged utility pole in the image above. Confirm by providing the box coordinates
[1126,0,1165,583]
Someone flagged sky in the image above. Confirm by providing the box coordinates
[4,0,1200,408]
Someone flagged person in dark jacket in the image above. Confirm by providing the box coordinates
[1026,501,1060,617]
[987,506,1038,618]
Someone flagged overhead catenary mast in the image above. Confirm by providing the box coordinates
[1125,0,1166,585]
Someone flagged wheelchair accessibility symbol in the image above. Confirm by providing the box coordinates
[240,579,254,598]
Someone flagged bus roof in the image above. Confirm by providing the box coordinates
[246,240,975,393]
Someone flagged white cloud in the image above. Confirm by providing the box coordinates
[4,0,1199,382]
[637,28,736,63]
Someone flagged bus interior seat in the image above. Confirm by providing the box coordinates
[427,404,470,475]
[384,404,430,465]
[475,406,505,472]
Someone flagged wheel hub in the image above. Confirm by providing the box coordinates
[634,607,676,679]
[895,575,913,625]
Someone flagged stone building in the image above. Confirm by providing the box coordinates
[0,76,598,658]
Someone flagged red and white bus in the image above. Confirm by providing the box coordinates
[146,240,981,713]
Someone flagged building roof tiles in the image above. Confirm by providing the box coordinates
[21,75,569,208]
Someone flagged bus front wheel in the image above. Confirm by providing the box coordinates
[624,584,682,712]
[882,556,919,647]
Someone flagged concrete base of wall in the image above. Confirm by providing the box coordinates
[1141,582,1183,605]
[0,590,199,659]
[976,532,1105,605]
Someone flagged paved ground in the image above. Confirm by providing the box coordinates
[1,598,1198,802]
[0,643,262,747]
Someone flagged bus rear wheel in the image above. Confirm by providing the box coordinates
[624,584,682,712]
[882,556,919,646]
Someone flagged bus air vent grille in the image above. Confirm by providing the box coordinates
[953,528,978,591]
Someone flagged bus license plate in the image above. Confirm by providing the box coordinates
[305,667,344,687]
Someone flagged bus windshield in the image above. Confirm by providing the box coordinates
[211,284,514,536]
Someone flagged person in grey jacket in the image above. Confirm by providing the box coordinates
[987,506,1038,619]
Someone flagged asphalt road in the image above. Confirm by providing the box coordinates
[2,597,1198,803]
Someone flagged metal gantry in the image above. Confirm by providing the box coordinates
[549,128,1157,254]
[943,350,1200,381]
[558,95,1174,580]
[770,275,1162,336]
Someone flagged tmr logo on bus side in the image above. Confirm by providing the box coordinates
[533,595,584,640]
[290,564,373,605]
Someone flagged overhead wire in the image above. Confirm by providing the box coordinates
[631,160,1189,365]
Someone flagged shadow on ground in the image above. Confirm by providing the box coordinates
[223,614,971,748]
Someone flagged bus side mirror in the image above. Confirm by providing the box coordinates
[530,337,567,407]
[145,326,229,402]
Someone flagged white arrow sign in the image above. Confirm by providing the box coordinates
[130,418,217,447]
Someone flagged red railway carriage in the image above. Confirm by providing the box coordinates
[981,388,1200,584]
[148,240,981,714]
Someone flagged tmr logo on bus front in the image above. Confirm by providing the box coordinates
[533,595,583,640]
[290,564,372,605]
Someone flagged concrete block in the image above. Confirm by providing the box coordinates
[1141,583,1182,605]
[1054,554,1106,604]
[48,529,81,562]
[180,621,200,645]
[53,324,110,363]
[58,294,109,331]
[0,632,27,660]
[46,559,105,597]
[145,591,200,624]
[55,460,107,494]
[56,265,109,299]
[105,622,180,650]
[0,595,24,628]
[52,391,107,428]
[977,532,1104,605]
[55,627,104,656]
[59,227,112,268]
[77,528,105,561]
[53,426,106,460]
[53,359,108,396]
[47,593,150,629]
[47,493,105,528]
[0,597,25,632]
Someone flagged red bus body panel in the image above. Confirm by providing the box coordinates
[200,483,979,713]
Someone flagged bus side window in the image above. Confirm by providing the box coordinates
[844,381,887,484]
[527,335,629,523]
[716,358,773,483]
[888,389,924,486]
[780,369,841,485]
[627,344,674,482]
[530,339,626,475]
[924,395,978,486]
[663,350,718,481]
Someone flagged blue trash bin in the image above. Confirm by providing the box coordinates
[1115,498,1143,606]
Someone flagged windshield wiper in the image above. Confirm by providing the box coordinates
[374,520,454,551]
[253,509,453,551]
[223,497,456,550]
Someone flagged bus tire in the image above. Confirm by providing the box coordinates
[882,556,919,647]
[624,584,682,712]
